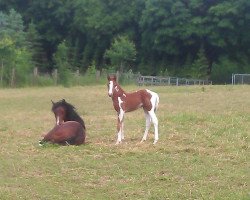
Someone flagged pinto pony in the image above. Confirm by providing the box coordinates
[107,75,159,144]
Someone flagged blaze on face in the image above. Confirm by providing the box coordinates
[107,75,117,97]
[51,99,67,125]
[53,106,66,125]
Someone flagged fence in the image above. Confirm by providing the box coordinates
[137,76,212,86]
[231,74,250,85]
[1,67,213,87]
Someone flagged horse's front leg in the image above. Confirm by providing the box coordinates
[121,121,125,140]
[116,110,124,145]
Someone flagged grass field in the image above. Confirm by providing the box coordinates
[0,85,249,200]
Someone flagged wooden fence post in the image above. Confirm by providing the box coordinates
[0,60,4,86]
[10,68,15,87]
[116,71,120,83]
[33,67,38,85]
[96,70,100,82]
[53,69,58,85]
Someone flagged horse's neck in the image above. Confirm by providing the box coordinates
[66,111,85,129]
[113,84,126,99]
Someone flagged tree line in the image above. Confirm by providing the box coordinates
[0,0,250,86]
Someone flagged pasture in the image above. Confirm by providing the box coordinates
[0,85,249,199]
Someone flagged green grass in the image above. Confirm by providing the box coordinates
[0,85,249,199]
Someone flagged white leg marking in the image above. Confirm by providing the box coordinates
[149,110,159,144]
[121,121,125,140]
[116,97,124,145]
[146,90,159,144]
[141,111,151,142]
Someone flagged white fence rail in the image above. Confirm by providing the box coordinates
[137,76,212,86]
[232,74,250,85]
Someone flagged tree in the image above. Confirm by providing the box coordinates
[53,41,72,86]
[26,22,45,70]
[0,9,32,87]
[190,46,209,79]
[0,36,15,86]
[104,36,136,72]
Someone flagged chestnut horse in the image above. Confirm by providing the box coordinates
[40,121,85,145]
[107,75,159,144]
[51,99,85,130]
[39,100,86,146]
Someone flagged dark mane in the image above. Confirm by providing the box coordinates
[52,99,85,130]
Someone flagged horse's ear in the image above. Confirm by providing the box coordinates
[62,99,66,102]
[113,75,117,81]
[107,75,110,80]
[51,100,55,105]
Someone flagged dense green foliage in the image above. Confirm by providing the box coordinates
[0,0,250,85]
[104,36,136,72]
[0,9,33,86]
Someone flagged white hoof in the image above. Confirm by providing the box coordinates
[153,140,158,145]
[140,139,146,143]
[115,141,122,145]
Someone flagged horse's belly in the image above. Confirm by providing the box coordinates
[125,102,143,112]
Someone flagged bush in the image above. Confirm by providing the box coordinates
[211,56,250,84]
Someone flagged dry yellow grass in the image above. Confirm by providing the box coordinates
[0,85,249,199]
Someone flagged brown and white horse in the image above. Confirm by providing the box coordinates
[107,75,159,144]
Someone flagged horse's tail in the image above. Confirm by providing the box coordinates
[154,93,159,112]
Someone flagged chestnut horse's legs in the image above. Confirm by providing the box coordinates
[116,110,124,145]
[148,110,159,144]
[141,111,151,142]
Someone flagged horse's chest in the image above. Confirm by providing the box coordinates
[113,97,126,112]
[113,100,120,112]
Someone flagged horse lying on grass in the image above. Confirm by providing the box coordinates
[40,121,85,145]
[39,99,86,146]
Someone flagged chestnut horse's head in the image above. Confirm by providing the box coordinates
[51,99,68,125]
[107,75,117,97]
[51,99,86,129]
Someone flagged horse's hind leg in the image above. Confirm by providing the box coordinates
[148,110,159,144]
[141,110,151,142]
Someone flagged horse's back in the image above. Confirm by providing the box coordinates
[43,121,85,145]
[123,89,157,112]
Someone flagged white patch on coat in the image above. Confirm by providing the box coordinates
[118,97,124,121]
[123,93,126,97]
[146,89,159,111]
[115,86,119,92]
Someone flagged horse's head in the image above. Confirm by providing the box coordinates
[51,99,68,125]
[107,75,117,97]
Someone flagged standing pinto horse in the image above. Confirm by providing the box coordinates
[107,75,159,144]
